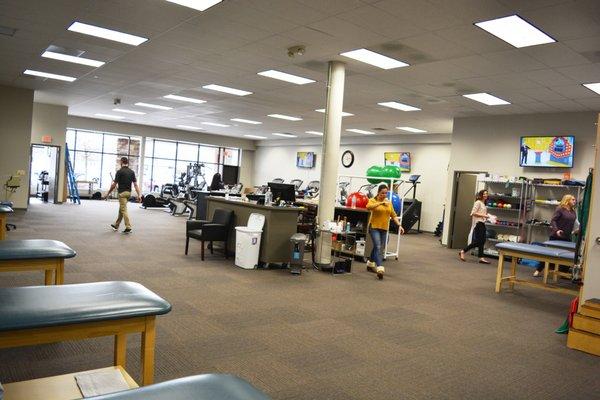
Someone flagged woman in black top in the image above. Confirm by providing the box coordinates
[209,173,225,191]
[534,194,578,277]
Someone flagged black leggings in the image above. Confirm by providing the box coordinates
[463,222,486,258]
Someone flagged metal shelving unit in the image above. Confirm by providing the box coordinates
[527,183,585,243]
[476,177,530,257]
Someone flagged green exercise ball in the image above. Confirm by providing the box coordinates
[366,165,384,184]
[382,165,401,180]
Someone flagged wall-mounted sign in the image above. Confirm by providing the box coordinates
[41,135,52,143]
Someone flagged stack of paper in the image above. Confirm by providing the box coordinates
[75,369,130,397]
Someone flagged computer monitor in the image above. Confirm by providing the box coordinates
[222,165,239,185]
[268,182,296,203]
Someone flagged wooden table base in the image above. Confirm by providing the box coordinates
[0,214,7,240]
[495,250,577,296]
[0,315,157,385]
[0,258,64,285]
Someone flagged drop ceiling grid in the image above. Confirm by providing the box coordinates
[1,0,599,140]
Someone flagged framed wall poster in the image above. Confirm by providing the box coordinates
[384,152,411,172]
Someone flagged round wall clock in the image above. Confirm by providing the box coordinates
[342,150,354,168]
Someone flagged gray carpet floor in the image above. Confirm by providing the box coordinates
[0,200,598,399]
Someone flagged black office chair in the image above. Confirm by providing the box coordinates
[185,208,234,260]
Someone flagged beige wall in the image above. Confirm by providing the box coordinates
[31,103,68,203]
[442,111,598,245]
[253,140,451,232]
[0,85,34,209]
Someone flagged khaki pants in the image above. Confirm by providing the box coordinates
[115,191,131,229]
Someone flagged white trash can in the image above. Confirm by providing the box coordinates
[234,213,265,269]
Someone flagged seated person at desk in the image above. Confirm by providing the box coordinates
[209,173,225,191]
[366,184,404,280]
[534,194,578,277]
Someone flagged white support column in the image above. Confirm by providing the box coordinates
[138,137,146,191]
[317,61,345,225]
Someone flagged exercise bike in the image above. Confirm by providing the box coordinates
[338,181,350,206]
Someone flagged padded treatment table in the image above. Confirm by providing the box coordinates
[0,204,13,240]
[543,240,577,251]
[0,239,75,285]
[495,242,577,295]
[88,374,270,400]
[0,281,171,386]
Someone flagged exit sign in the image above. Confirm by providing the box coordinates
[41,135,52,143]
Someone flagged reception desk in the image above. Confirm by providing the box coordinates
[205,197,302,264]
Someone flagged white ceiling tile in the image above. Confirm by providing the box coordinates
[336,5,425,40]
[483,49,547,72]
[520,1,600,41]
[372,0,463,31]
[397,33,473,60]
[556,63,600,82]
[521,43,591,68]
[550,85,599,100]
[521,69,577,87]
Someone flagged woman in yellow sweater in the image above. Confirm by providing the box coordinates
[366,184,404,279]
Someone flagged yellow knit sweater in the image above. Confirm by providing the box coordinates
[367,198,397,230]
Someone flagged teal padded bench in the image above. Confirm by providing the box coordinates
[543,240,576,251]
[89,374,270,400]
[0,204,13,241]
[0,239,76,285]
[494,242,576,295]
[0,281,171,386]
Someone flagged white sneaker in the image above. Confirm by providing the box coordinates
[376,266,385,280]
[533,270,541,277]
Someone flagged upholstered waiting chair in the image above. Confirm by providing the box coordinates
[185,208,234,260]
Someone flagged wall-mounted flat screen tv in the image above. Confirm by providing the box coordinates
[297,152,316,168]
[520,136,574,168]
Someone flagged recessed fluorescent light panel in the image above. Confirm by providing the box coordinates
[202,84,252,96]
[257,70,315,85]
[272,133,298,138]
[340,48,409,70]
[202,122,230,127]
[23,69,76,82]
[306,131,323,136]
[67,22,148,46]
[267,114,302,121]
[164,94,206,104]
[314,109,354,117]
[177,125,203,130]
[346,128,375,135]
[165,0,222,11]
[397,126,427,133]
[134,102,173,110]
[231,118,262,125]
[113,108,146,115]
[95,113,125,120]
[583,83,600,95]
[41,51,105,67]
[475,15,556,48]
[463,93,510,106]
[378,101,421,111]
[244,134,266,139]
